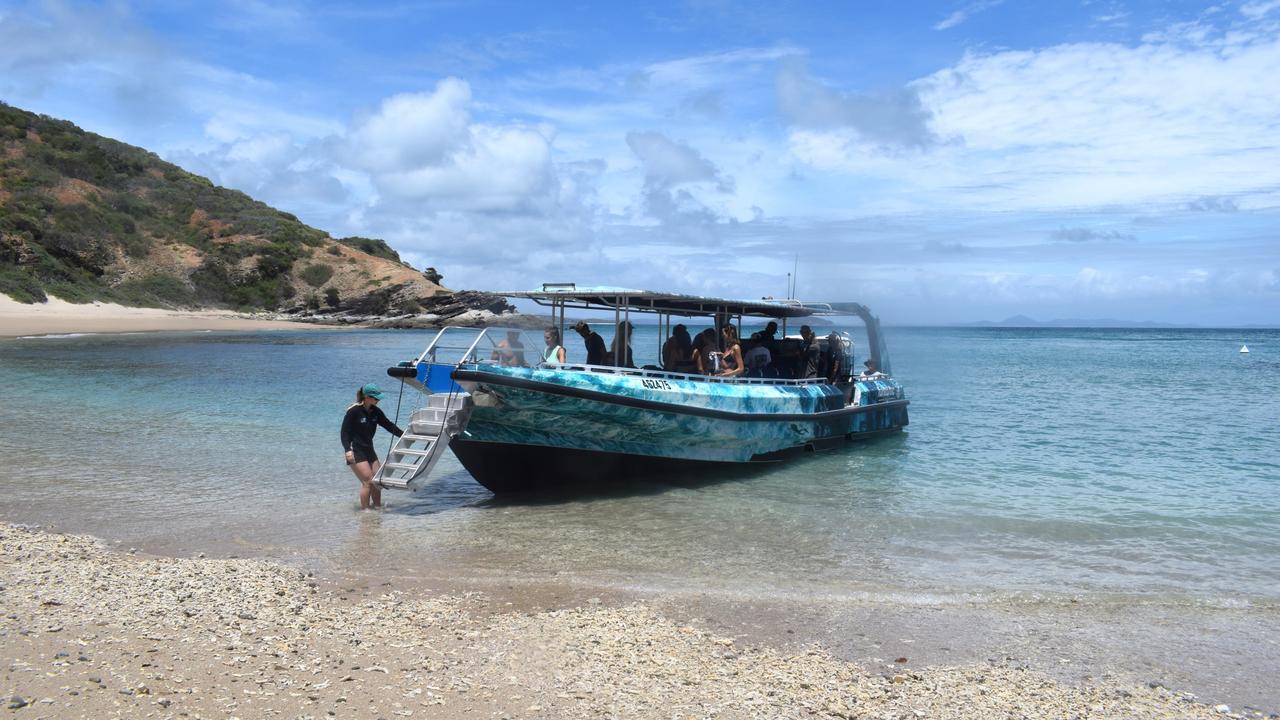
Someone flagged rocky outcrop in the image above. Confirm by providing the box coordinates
[294,290,519,328]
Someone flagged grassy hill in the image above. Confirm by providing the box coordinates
[0,102,455,316]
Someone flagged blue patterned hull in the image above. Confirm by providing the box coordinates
[439,364,908,493]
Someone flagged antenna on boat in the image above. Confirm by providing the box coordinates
[790,254,798,299]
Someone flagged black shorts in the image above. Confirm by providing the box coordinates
[349,446,378,465]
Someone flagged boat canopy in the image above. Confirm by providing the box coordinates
[502,283,894,374]
[504,283,840,319]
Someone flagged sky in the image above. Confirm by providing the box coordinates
[1,0,1278,325]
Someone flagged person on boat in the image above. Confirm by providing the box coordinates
[799,325,820,379]
[573,321,607,365]
[824,332,844,382]
[610,320,635,368]
[341,383,404,510]
[743,342,772,376]
[542,326,567,365]
[861,358,882,378]
[692,328,719,374]
[750,321,778,342]
[662,324,697,372]
[491,330,526,367]
[717,325,744,377]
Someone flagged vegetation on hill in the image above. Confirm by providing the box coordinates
[336,236,401,263]
[0,102,445,313]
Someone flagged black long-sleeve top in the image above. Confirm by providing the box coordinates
[583,331,607,365]
[340,404,404,452]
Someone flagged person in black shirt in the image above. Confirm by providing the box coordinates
[340,383,404,510]
[574,321,607,365]
[799,325,820,379]
[750,321,778,342]
[823,331,844,382]
[692,328,719,374]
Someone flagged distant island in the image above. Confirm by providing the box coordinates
[957,315,1187,328]
[950,315,1278,329]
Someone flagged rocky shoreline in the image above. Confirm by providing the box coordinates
[280,289,549,330]
[0,522,1246,719]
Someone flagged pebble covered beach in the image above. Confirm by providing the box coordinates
[1,522,1246,719]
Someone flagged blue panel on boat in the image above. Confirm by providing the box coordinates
[419,363,464,393]
[853,378,904,406]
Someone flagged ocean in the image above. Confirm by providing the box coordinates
[2,325,1278,608]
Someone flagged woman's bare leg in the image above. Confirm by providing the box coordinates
[351,461,375,509]
[368,460,383,509]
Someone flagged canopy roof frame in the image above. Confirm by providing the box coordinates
[503,284,837,320]
[499,283,893,375]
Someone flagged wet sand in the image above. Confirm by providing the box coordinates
[0,295,328,338]
[327,555,1280,717]
[1,522,1258,719]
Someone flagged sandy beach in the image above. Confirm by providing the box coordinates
[0,522,1245,719]
[0,295,327,338]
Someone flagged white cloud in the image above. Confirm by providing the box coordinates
[336,80,559,214]
[625,131,735,224]
[934,0,1006,31]
[1049,227,1136,243]
[347,82,473,173]
[788,24,1280,215]
[640,46,798,90]
[625,131,724,188]
[776,58,937,149]
[1241,1,1280,20]
[372,123,555,212]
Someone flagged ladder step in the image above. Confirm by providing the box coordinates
[378,476,411,489]
[390,447,433,457]
[400,433,436,442]
[381,462,419,471]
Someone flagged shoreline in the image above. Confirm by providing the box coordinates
[0,521,1261,718]
[0,295,337,338]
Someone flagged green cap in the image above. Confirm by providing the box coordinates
[362,383,384,400]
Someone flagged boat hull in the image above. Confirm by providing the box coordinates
[450,422,906,494]
[441,364,909,494]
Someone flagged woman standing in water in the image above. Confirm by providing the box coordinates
[340,383,404,510]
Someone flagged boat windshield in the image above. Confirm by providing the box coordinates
[418,327,554,367]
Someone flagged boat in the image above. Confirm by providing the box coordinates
[373,284,909,494]
[1241,344,1250,353]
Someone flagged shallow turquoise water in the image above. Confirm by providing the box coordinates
[1,326,1277,605]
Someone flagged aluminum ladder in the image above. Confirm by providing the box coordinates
[374,390,472,490]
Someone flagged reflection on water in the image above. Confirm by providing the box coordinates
[1,327,1279,605]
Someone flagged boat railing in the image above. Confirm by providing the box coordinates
[415,326,878,386]
[524,362,831,386]
[417,326,542,366]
